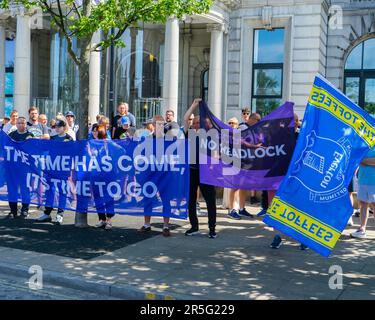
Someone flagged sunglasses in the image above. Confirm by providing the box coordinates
[228,122,237,125]
[242,112,250,115]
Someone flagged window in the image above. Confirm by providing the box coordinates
[5,39,14,117]
[344,38,375,115]
[252,28,285,116]
[201,69,209,102]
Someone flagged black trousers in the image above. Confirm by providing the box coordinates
[9,202,29,214]
[188,168,216,231]
[98,213,115,221]
[261,190,268,210]
[44,207,64,216]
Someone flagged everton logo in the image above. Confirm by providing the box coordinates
[290,131,351,203]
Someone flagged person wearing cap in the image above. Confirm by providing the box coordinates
[118,115,135,139]
[36,117,73,224]
[65,110,79,141]
[1,116,10,130]
[137,115,173,237]
[112,102,136,139]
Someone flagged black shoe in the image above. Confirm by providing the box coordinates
[185,228,199,236]
[208,230,217,239]
[137,225,151,233]
[239,208,254,218]
[6,212,17,219]
[270,235,283,249]
[300,243,309,251]
[250,197,259,204]
[20,211,29,218]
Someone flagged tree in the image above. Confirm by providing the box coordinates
[1,0,212,226]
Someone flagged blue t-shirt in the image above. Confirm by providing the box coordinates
[358,149,375,186]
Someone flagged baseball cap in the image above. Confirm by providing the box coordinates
[65,111,75,117]
[55,119,66,127]
[121,116,130,126]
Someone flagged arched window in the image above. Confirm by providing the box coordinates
[344,38,375,115]
[201,69,209,102]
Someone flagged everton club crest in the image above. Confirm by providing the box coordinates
[290,131,351,203]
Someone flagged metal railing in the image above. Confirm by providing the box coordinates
[33,96,164,128]
[32,97,78,122]
[132,98,163,126]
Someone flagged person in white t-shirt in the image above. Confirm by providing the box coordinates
[2,110,18,134]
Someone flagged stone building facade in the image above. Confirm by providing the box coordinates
[0,0,374,125]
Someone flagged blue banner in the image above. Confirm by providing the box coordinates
[0,132,189,219]
[263,75,375,257]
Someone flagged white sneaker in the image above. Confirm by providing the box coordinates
[105,222,113,230]
[55,214,63,225]
[37,214,52,222]
[96,221,106,228]
[347,216,354,226]
[351,229,366,239]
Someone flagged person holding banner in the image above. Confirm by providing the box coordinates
[138,115,173,237]
[269,112,309,250]
[183,99,218,239]
[228,112,263,220]
[36,118,73,224]
[6,117,34,218]
[350,149,375,239]
[222,118,240,210]
[93,125,117,230]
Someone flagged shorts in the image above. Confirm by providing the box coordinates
[357,184,375,203]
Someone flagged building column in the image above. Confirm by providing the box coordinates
[162,17,179,118]
[207,24,224,119]
[0,24,5,118]
[14,14,31,117]
[89,31,101,124]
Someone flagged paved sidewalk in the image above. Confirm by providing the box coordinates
[0,201,374,300]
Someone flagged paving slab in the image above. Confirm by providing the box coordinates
[0,202,374,300]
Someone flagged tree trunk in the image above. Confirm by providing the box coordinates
[75,43,91,228]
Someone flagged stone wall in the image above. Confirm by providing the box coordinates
[225,2,329,120]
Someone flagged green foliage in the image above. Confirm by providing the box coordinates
[1,0,212,53]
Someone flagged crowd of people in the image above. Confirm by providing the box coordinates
[1,98,374,246]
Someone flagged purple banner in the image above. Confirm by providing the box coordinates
[198,101,296,190]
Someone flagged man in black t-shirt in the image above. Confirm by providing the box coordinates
[112,102,136,139]
[7,117,34,218]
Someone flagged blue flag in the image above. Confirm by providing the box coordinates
[263,75,375,257]
[0,133,189,219]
